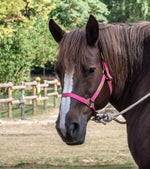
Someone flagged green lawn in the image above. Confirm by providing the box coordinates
[0,163,136,169]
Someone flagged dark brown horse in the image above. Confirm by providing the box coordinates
[49,15,150,169]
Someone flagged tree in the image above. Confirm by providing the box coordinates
[0,0,56,84]
[0,32,32,84]
[49,0,109,29]
[0,0,109,84]
[0,0,55,39]
[101,0,150,23]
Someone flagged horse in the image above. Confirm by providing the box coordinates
[49,15,150,169]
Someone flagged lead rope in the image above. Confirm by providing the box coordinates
[92,92,150,125]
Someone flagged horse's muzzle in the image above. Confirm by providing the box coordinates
[56,121,86,145]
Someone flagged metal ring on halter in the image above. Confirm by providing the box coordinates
[87,98,94,108]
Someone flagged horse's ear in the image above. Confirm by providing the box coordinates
[86,15,99,46]
[49,19,65,43]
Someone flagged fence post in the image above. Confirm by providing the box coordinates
[44,80,47,113]
[21,89,25,119]
[54,80,58,108]
[8,82,13,118]
[33,83,37,115]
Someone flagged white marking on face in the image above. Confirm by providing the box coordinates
[59,68,74,137]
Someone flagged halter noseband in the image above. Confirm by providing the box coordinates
[62,60,112,117]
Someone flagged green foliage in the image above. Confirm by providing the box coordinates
[0,0,56,84]
[21,17,57,68]
[49,0,109,29]
[0,32,32,84]
[0,17,57,84]
[0,0,55,39]
[3,0,150,85]
[102,0,150,23]
[0,0,109,85]
[0,0,26,38]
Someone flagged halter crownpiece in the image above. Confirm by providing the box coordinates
[62,60,112,117]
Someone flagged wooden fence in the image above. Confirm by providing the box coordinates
[0,79,61,118]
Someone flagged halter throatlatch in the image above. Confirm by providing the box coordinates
[62,60,112,117]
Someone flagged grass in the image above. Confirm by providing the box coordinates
[0,163,137,169]
[0,102,54,119]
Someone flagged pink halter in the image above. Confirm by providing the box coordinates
[62,60,112,117]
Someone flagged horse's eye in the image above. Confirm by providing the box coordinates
[88,67,96,75]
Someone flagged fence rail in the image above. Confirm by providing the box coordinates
[0,80,60,118]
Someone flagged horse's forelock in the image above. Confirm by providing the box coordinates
[57,29,88,73]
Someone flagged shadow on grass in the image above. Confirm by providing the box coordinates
[0,163,137,169]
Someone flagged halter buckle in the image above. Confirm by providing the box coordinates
[103,70,112,81]
[87,98,94,108]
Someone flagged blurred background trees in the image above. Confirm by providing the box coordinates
[0,0,150,84]
[101,0,150,23]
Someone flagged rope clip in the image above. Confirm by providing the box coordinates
[92,112,126,125]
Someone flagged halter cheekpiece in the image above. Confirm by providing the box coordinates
[62,60,112,117]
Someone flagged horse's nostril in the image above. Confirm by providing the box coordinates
[68,122,80,139]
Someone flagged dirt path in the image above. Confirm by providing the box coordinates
[0,109,137,168]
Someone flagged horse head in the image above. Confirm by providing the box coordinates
[49,15,112,145]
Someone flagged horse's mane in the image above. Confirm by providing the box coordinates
[56,22,150,95]
[98,22,150,95]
